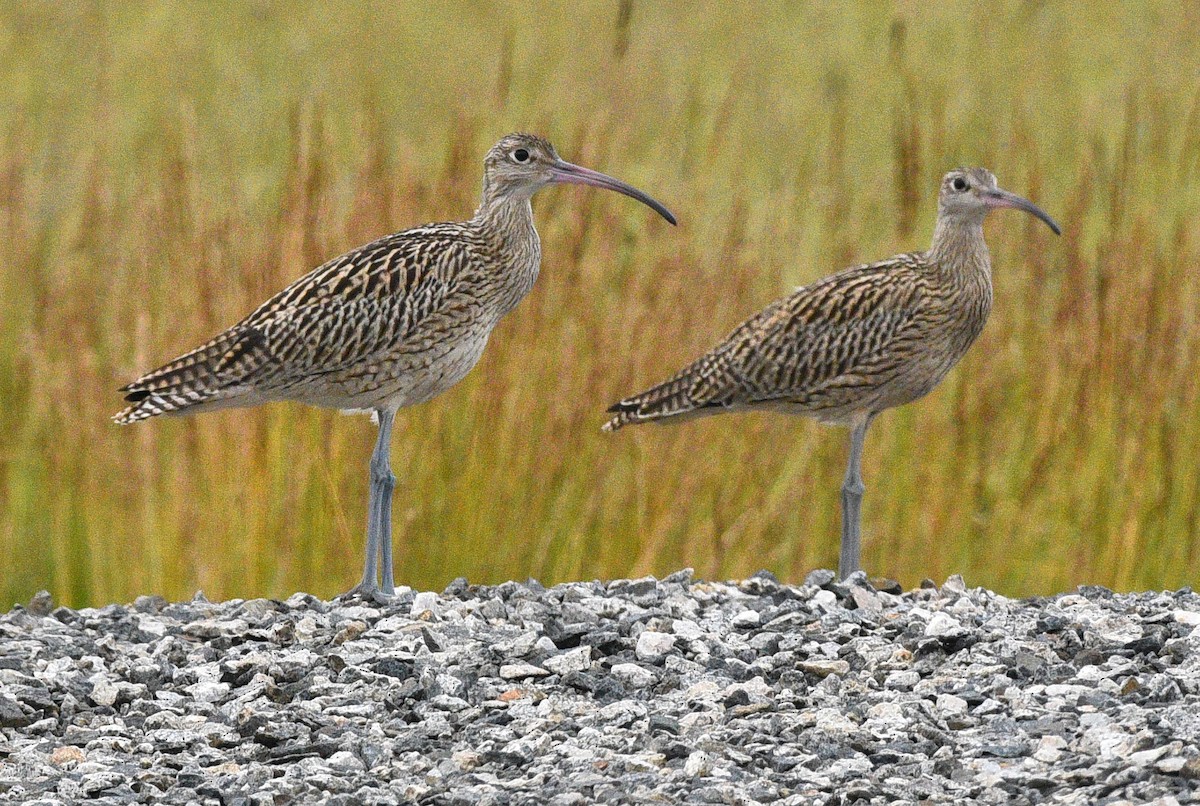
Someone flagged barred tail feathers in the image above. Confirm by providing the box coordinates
[602,368,718,432]
[112,327,266,424]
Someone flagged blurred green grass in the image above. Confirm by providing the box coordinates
[2,1,1199,606]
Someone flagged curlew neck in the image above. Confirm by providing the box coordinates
[470,186,542,317]
[926,217,990,283]
[473,179,540,265]
[472,172,539,240]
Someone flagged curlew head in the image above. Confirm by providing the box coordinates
[480,133,676,224]
[937,167,1060,235]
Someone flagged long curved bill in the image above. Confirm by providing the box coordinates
[549,160,677,225]
[984,188,1061,235]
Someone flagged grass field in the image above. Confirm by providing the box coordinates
[2,2,1200,607]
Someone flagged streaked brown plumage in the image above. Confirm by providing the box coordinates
[605,167,1060,578]
[115,133,676,598]
[114,219,536,420]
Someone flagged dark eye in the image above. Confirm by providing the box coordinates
[512,148,530,164]
[951,176,968,192]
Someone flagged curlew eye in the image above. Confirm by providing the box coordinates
[951,176,969,192]
[511,148,531,164]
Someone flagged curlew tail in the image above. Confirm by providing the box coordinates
[113,327,266,424]
[602,352,733,431]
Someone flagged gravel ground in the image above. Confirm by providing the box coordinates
[1,570,1198,805]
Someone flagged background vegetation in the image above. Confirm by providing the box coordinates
[2,2,1199,607]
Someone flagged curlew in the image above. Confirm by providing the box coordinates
[115,133,675,599]
[604,168,1059,579]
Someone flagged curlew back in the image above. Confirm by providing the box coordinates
[114,224,490,424]
[603,254,962,431]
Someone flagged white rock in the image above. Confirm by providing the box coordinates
[1173,609,1200,626]
[428,695,469,712]
[1093,616,1142,644]
[279,648,319,668]
[1090,727,1134,760]
[136,617,167,637]
[294,616,320,640]
[684,750,712,777]
[731,610,761,628]
[737,676,771,698]
[936,693,968,715]
[451,750,482,770]
[942,574,967,593]
[544,647,591,676]
[685,680,721,702]
[1045,683,1091,700]
[88,678,118,708]
[1078,711,1111,728]
[924,612,966,638]
[866,702,904,722]
[327,750,365,772]
[813,708,857,738]
[679,710,717,731]
[826,756,872,778]
[800,659,849,678]
[672,619,704,641]
[435,673,466,699]
[851,587,882,614]
[499,663,548,680]
[410,592,440,619]
[635,631,676,661]
[812,590,838,610]
[664,655,704,676]
[499,631,540,657]
[186,681,230,703]
[884,670,919,690]
[625,752,667,772]
[964,758,1004,788]
[1128,744,1171,766]
[597,700,647,727]
[153,690,185,706]
[969,695,1008,714]
[611,663,655,688]
[1033,735,1065,763]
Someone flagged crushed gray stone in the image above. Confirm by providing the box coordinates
[1,571,1199,804]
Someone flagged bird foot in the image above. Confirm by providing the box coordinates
[335,582,394,606]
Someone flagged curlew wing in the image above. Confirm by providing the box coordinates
[604,255,931,430]
[114,225,479,423]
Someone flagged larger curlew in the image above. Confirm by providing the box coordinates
[604,167,1059,579]
[115,133,675,599]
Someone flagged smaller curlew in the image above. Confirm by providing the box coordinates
[604,168,1059,579]
[115,133,675,600]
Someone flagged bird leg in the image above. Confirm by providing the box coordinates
[839,414,873,580]
[340,409,397,601]
[375,411,397,596]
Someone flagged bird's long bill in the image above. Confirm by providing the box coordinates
[984,188,1061,235]
[549,160,677,225]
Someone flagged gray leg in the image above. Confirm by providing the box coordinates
[839,414,873,580]
[344,409,397,599]
[376,411,397,596]
[358,482,380,591]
